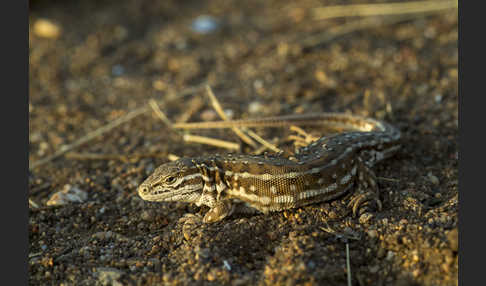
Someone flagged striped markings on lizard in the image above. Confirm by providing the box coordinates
[138,113,401,223]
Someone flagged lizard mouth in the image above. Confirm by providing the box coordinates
[138,183,202,202]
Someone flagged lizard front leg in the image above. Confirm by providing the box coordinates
[203,199,234,223]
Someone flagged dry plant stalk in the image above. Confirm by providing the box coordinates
[313,0,457,20]
[150,97,240,151]
[205,85,258,148]
[183,134,240,151]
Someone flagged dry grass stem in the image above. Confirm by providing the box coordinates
[29,107,147,170]
[289,125,310,137]
[176,96,205,123]
[346,243,352,286]
[183,134,240,151]
[148,99,174,128]
[313,0,457,20]
[205,85,258,148]
[302,10,454,49]
[377,176,400,183]
[29,198,40,209]
[65,152,168,161]
[244,129,282,153]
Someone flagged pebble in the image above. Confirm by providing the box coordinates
[33,19,61,39]
[248,101,264,114]
[191,15,219,34]
[46,184,88,206]
[427,172,440,185]
[95,267,124,286]
[367,229,378,239]
[200,109,218,121]
[386,251,395,261]
[141,209,155,221]
[152,80,167,91]
[434,94,443,103]
[92,231,113,241]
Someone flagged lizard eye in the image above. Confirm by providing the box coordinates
[165,176,176,184]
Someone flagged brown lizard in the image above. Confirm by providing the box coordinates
[138,113,401,223]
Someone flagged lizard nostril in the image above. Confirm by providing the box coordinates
[139,185,149,195]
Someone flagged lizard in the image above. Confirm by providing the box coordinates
[138,113,401,223]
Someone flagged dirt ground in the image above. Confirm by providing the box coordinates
[29,0,458,285]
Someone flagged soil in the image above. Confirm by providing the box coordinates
[29,0,458,285]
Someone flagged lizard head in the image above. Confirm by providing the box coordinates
[138,158,203,203]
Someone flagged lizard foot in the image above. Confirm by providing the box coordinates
[347,190,382,217]
[203,200,234,223]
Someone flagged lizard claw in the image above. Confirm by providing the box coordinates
[347,191,382,217]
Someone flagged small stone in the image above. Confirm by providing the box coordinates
[33,19,61,39]
[427,172,440,185]
[92,231,114,241]
[200,109,218,121]
[140,210,155,221]
[152,80,166,91]
[434,94,443,103]
[248,101,264,114]
[386,251,395,261]
[191,15,219,34]
[95,267,124,286]
[46,184,88,206]
[367,230,378,239]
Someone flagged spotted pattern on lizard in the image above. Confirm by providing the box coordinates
[138,113,401,223]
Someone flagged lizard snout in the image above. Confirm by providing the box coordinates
[138,184,150,198]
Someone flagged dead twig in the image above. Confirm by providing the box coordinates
[176,96,205,123]
[346,243,352,286]
[29,107,147,171]
[377,176,400,183]
[65,152,168,161]
[205,85,258,148]
[182,134,240,151]
[312,0,457,20]
[303,1,456,50]
[245,129,281,153]
[29,198,40,209]
[148,99,174,129]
